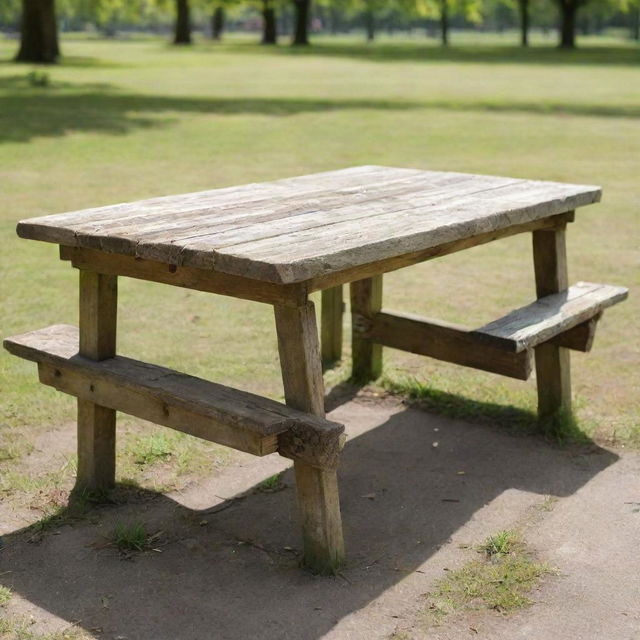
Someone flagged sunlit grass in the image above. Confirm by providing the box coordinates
[0,35,637,515]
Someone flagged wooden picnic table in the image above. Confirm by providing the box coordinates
[4,165,628,574]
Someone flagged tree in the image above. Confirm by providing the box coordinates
[518,0,529,44]
[555,0,582,46]
[364,0,375,39]
[262,0,278,41]
[16,0,60,63]
[174,0,191,43]
[211,4,224,38]
[404,0,482,46]
[292,0,310,43]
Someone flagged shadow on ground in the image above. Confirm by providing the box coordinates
[0,402,618,639]
[1,85,638,144]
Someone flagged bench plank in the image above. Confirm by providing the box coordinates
[473,282,628,353]
[369,311,533,380]
[16,166,600,284]
[3,325,343,464]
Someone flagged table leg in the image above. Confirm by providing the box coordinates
[350,275,383,383]
[532,225,572,421]
[321,286,344,367]
[76,269,118,494]
[274,301,345,574]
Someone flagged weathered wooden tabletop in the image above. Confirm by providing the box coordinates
[17,166,601,285]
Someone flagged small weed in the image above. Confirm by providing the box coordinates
[538,495,559,512]
[257,473,285,493]
[0,585,12,605]
[27,70,50,87]
[424,531,553,626]
[479,530,519,557]
[112,522,148,552]
[131,432,173,466]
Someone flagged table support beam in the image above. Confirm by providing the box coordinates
[274,301,345,574]
[350,276,383,383]
[76,270,118,494]
[321,286,344,367]
[532,224,571,422]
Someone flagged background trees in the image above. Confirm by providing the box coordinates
[5,0,638,63]
[16,0,60,62]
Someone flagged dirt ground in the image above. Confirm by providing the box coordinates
[1,397,638,640]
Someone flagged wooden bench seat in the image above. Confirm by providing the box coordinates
[3,324,344,470]
[358,281,627,382]
[472,282,628,352]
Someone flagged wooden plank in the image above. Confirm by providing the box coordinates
[77,270,118,493]
[17,166,420,246]
[77,171,469,262]
[351,276,383,383]
[4,324,344,461]
[321,286,344,366]
[210,181,600,283]
[551,314,601,352]
[532,227,571,420]
[308,213,574,292]
[39,363,277,457]
[472,282,628,353]
[274,301,345,574]
[135,173,508,265]
[370,311,532,380]
[60,246,308,308]
[274,302,326,417]
[16,167,600,285]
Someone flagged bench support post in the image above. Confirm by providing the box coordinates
[350,275,383,383]
[532,225,572,421]
[76,270,118,494]
[321,286,344,367]
[274,301,345,574]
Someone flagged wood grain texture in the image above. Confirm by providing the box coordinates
[532,227,571,420]
[370,311,532,380]
[473,282,628,352]
[351,276,384,383]
[321,286,344,366]
[17,166,601,284]
[4,324,344,462]
[274,301,345,574]
[307,212,574,292]
[77,270,117,493]
[60,246,308,307]
[551,314,601,352]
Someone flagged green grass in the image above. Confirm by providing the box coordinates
[0,586,11,606]
[111,521,148,552]
[0,33,638,509]
[257,472,285,492]
[381,375,593,443]
[479,530,519,556]
[425,531,553,623]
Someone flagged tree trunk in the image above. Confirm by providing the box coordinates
[329,6,339,34]
[262,0,277,44]
[211,6,224,40]
[292,0,310,45]
[440,0,449,46]
[174,0,191,45]
[558,0,578,48]
[519,0,529,46]
[16,0,60,63]
[365,8,374,41]
[632,3,640,41]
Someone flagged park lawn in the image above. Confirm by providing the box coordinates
[0,34,638,512]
